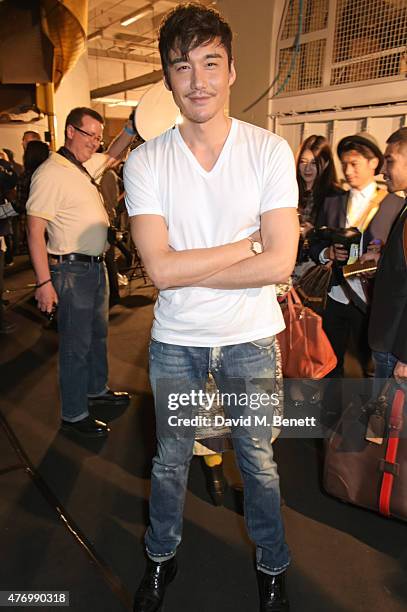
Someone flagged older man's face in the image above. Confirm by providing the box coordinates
[383,142,407,193]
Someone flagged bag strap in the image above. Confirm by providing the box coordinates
[285,287,304,350]
[378,388,405,517]
[288,286,302,306]
[359,188,387,232]
[340,278,368,314]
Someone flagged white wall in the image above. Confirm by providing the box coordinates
[218,0,279,129]
[54,53,91,147]
[0,118,48,164]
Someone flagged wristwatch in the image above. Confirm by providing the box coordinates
[248,236,263,255]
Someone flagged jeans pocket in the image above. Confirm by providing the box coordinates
[249,335,275,349]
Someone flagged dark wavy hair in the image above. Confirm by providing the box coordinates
[158,3,233,87]
[23,141,49,173]
[296,135,339,221]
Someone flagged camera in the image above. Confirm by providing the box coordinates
[309,226,362,266]
[312,226,361,249]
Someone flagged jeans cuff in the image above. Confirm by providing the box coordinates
[87,385,109,398]
[146,546,176,563]
[62,410,89,423]
[256,560,290,576]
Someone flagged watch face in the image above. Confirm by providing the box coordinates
[252,241,262,254]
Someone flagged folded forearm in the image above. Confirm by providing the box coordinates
[195,250,295,289]
[146,239,253,289]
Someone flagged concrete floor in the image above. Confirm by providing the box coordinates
[1,259,406,612]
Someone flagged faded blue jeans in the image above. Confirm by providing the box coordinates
[50,260,109,422]
[372,350,398,398]
[147,337,290,576]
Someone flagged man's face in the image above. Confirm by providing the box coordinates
[65,115,103,163]
[340,150,378,190]
[165,37,236,126]
[383,142,407,193]
[22,134,39,151]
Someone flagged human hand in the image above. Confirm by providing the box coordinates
[35,283,58,314]
[359,251,380,265]
[367,239,382,254]
[300,221,313,237]
[394,361,407,385]
[327,243,349,262]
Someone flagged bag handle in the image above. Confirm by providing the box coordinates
[288,286,302,306]
[285,287,304,350]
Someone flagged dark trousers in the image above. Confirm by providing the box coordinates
[0,250,4,326]
[322,296,370,378]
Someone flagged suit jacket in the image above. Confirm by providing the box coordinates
[369,202,407,362]
[309,187,405,289]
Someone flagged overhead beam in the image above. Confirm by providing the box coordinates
[90,69,163,98]
[88,48,161,65]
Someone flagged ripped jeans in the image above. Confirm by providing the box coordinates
[146,337,290,575]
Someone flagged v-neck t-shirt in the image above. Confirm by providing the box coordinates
[124,118,298,346]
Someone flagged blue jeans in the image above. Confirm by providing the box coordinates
[372,350,398,398]
[147,337,290,575]
[50,260,109,421]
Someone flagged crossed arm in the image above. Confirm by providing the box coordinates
[130,207,299,290]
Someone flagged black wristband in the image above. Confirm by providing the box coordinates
[36,278,52,288]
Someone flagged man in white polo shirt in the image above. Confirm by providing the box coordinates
[124,5,299,612]
[27,107,134,438]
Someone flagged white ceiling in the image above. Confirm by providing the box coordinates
[87,0,217,115]
[88,0,216,64]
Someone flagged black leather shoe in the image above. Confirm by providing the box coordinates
[133,556,177,612]
[203,463,226,506]
[60,416,109,438]
[88,389,130,406]
[257,570,289,611]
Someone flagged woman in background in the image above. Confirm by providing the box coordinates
[295,134,342,276]
[290,135,343,406]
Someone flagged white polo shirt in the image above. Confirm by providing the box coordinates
[27,152,109,256]
[124,118,298,346]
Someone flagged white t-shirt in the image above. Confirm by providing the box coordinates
[27,152,109,256]
[124,118,298,346]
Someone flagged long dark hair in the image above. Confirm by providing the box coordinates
[23,140,49,174]
[296,135,339,221]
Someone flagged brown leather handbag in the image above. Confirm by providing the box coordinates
[295,262,333,314]
[277,287,337,379]
[323,381,407,522]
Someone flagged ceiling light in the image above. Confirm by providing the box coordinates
[120,4,153,27]
[110,101,139,107]
[94,97,124,104]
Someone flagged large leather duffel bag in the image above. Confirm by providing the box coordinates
[323,381,407,521]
